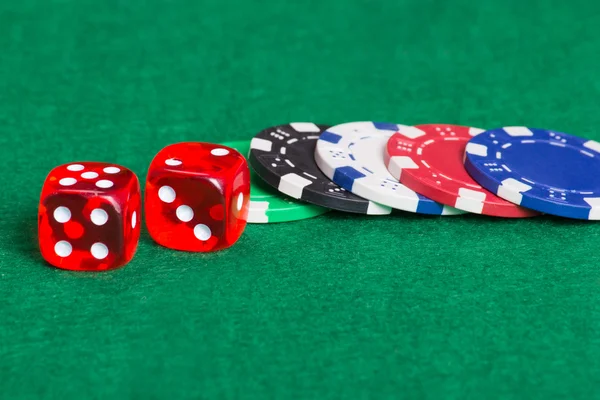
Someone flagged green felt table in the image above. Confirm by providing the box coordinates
[2,0,600,398]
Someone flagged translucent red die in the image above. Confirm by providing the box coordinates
[38,162,141,271]
[145,142,250,252]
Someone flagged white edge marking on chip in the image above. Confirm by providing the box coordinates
[456,188,485,214]
[469,127,485,136]
[366,201,392,215]
[440,206,465,215]
[583,140,600,154]
[290,122,320,133]
[250,138,272,152]
[396,125,426,139]
[497,178,531,205]
[278,173,311,199]
[503,126,534,137]
[248,201,269,223]
[358,174,420,212]
[583,198,600,220]
[465,142,488,157]
[387,156,418,180]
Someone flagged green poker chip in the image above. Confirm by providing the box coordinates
[221,140,329,223]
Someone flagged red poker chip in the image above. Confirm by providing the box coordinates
[384,124,539,218]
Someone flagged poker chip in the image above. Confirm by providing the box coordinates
[314,122,464,215]
[249,123,391,215]
[384,124,538,218]
[464,127,600,220]
[221,141,329,223]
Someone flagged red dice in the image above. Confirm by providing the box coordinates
[145,142,250,252]
[38,163,141,271]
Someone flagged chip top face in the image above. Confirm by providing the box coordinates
[464,127,600,220]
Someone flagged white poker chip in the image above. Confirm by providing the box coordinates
[314,121,464,215]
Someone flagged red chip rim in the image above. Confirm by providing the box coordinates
[384,124,538,218]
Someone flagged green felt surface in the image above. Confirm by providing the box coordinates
[2,0,600,398]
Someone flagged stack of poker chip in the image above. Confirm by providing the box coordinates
[226,122,600,223]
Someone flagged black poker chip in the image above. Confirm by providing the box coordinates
[248,123,391,215]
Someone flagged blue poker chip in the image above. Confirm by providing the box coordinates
[314,121,465,215]
[464,126,600,220]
